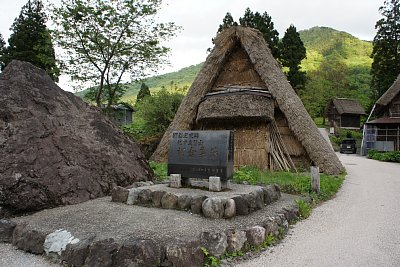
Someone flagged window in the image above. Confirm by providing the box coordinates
[390,103,400,117]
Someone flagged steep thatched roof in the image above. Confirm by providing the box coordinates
[197,90,274,123]
[151,26,343,175]
[376,74,400,107]
[328,98,366,115]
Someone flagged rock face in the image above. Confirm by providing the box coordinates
[0,61,153,214]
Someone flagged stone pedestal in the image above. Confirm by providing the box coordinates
[209,177,222,192]
[169,174,182,188]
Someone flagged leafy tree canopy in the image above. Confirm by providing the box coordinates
[2,0,59,80]
[371,0,400,101]
[51,0,179,107]
[301,54,351,118]
[136,82,151,104]
[135,88,184,135]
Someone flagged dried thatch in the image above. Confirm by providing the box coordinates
[376,74,400,107]
[151,26,344,175]
[196,91,274,123]
[327,98,366,115]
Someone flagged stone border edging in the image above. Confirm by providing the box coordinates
[111,183,282,219]
[0,200,301,267]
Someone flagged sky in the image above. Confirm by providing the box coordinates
[0,0,384,91]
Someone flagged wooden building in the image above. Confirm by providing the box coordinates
[110,103,134,126]
[362,75,400,153]
[151,26,343,175]
[325,98,366,134]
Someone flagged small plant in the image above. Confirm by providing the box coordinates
[149,161,168,181]
[295,199,312,219]
[200,247,220,267]
[277,227,286,240]
[223,249,244,259]
[261,233,276,248]
[233,165,261,185]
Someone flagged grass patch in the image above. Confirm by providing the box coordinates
[233,165,345,203]
[150,163,345,204]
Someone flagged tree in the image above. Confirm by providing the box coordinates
[217,12,238,33]
[239,8,280,59]
[301,54,350,120]
[51,0,179,108]
[136,88,184,134]
[280,25,307,92]
[0,33,5,71]
[2,0,59,80]
[371,0,400,101]
[136,82,151,104]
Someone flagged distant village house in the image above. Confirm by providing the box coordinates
[107,103,135,126]
[325,98,366,135]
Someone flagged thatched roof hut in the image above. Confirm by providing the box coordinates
[151,26,343,175]
[325,98,365,133]
[375,74,400,114]
[362,74,400,153]
[327,98,366,116]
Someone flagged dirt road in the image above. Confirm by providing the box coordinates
[237,153,400,266]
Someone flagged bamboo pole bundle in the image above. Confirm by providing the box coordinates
[268,120,297,172]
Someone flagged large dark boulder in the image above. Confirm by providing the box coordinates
[0,60,153,214]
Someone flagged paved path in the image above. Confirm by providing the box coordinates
[237,154,400,266]
[318,127,334,151]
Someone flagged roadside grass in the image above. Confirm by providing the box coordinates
[150,163,345,204]
[233,165,345,203]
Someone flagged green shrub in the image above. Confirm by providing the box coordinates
[149,161,168,181]
[367,150,400,163]
[135,89,184,135]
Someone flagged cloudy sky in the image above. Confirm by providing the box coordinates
[0,0,384,91]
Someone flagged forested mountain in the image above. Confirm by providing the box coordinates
[76,26,373,117]
[298,26,373,118]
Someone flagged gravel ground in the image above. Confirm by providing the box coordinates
[0,243,59,267]
[11,193,297,244]
[1,186,298,266]
[236,153,400,266]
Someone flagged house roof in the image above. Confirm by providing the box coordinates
[366,117,400,124]
[376,74,400,107]
[331,98,366,115]
[151,26,343,175]
[112,103,135,111]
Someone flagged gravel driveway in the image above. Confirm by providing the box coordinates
[237,153,400,266]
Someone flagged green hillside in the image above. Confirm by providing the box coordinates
[76,26,373,114]
[300,26,372,71]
